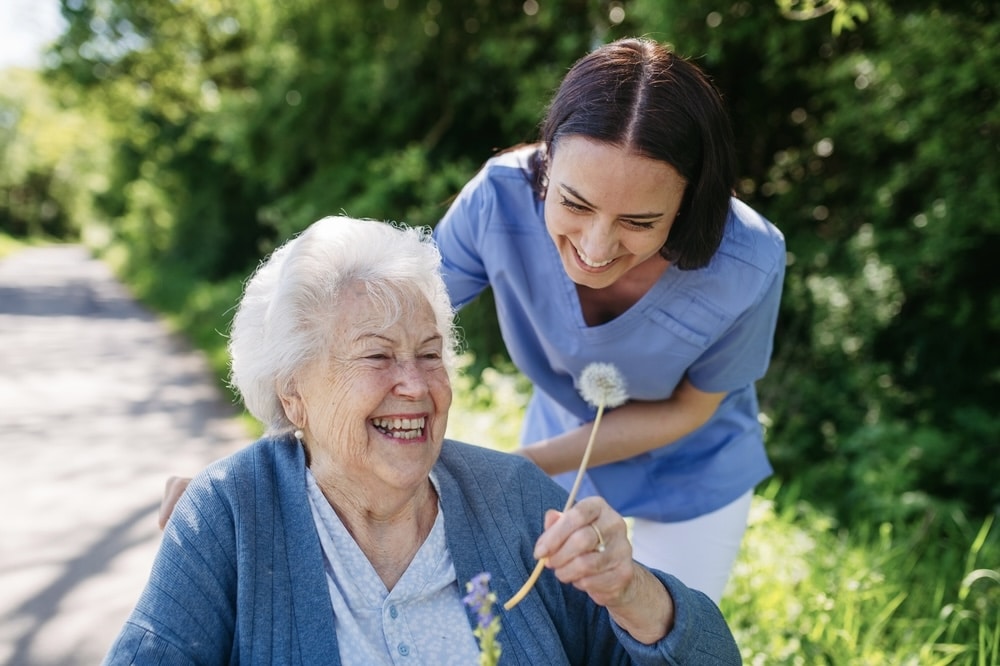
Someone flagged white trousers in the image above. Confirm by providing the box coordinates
[629,490,753,604]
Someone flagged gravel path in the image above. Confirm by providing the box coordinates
[0,245,250,665]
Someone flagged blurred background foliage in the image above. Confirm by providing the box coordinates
[2,0,997,537]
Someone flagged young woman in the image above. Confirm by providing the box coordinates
[432,37,785,602]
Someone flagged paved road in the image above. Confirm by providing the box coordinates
[0,246,250,665]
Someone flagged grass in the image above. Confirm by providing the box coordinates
[0,233,22,258]
[723,484,998,664]
[0,231,49,259]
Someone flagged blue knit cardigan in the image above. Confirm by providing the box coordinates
[104,436,741,664]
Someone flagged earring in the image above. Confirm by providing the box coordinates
[294,429,304,441]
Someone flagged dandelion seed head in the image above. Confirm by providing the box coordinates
[577,362,628,408]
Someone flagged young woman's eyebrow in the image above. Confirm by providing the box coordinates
[558,184,664,220]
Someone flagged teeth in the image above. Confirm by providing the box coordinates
[577,248,613,268]
[372,417,426,440]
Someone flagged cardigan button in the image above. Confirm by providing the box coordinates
[389,605,399,619]
[397,643,410,656]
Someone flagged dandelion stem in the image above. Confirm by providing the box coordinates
[562,402,606,512]
[502,558,547,611]
[503,402,607,611]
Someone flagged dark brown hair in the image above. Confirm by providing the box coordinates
[530,38,737,270]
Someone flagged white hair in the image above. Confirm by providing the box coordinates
[228,216,458,434]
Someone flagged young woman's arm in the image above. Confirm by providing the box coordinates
[520,378,725,474]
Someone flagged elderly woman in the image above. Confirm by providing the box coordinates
[104,216,741,665]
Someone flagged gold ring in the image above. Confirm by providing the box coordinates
[590,523,606,553]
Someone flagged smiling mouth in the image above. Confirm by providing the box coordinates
[371,416,426,440]
[575,247,615,269]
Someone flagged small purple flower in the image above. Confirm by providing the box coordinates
[463,572,502,665]
[463,572,495,628]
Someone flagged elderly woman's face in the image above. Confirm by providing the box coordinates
[291,284,452,492]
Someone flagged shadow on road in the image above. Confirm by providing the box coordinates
[0,245,250,665]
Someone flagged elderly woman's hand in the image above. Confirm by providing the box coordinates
[158,476,192,529]
[533,496,676,644]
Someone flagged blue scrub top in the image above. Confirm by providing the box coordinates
[434,146,786,522]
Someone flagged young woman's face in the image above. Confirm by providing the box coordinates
[544,136,688,289]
